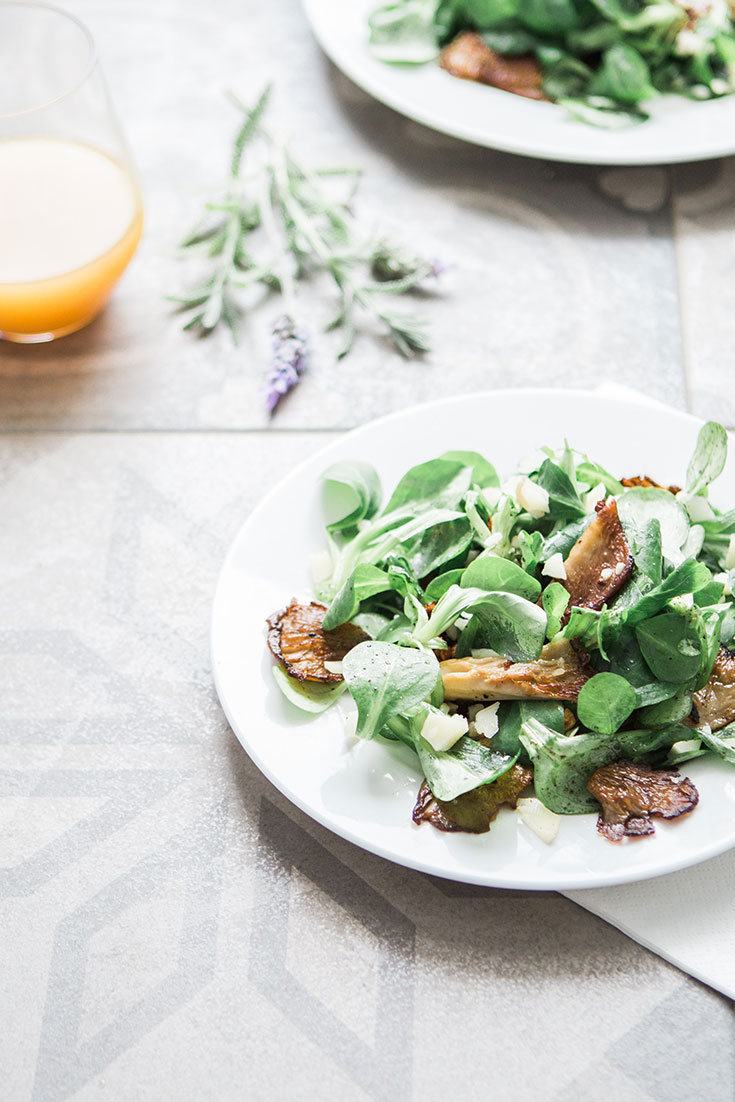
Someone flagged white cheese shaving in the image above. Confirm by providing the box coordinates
[675,28,703,55]
[677,491,715,523]
[599,566,613,582]
[323,660,343,675]
[516,798,561,844]
[472,703,500,738]
[420,711,468,752]
[309,550,333,586]
[670,738,702,757]
[583,482,606,513]
[542,552,567,580]
[515,476,550,519]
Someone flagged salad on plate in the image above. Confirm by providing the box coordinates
[266,419,735,847]
[368,0,735,127]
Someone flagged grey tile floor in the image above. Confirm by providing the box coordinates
[1,1,734,1098]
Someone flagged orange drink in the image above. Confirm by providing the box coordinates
[0,3,142,343]
[0,139,143,341]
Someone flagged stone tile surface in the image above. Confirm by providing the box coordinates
[1,433,732,1101]
[2,0,735,1098]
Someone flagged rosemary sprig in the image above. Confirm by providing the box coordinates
[173,86,445,410]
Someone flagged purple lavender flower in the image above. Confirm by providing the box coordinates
[266,314,308,414]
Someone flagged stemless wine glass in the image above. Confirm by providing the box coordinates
[0,2,143,342]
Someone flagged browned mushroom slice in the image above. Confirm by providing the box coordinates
[587,760,699,842]
[412,764,533,833]
[563,499,633,611]
[440,639,591,702]
[440,31,547,101]
[689,647,735,731]
[621,475,681,494]
[266,601,368,683]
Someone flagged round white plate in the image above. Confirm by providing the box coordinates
[302,0,735,164]
[211,389,735,889]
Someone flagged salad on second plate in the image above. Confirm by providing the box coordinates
[368,0,735,128]
[267,421,735,846]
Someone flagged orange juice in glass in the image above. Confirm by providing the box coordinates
[0,2,142,342]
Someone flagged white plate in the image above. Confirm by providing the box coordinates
[302,0,735,164]
[211,389,735,889]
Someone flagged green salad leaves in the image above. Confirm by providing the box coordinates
[270,419,735,839]
[368,0,735,127]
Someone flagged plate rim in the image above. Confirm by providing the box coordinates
[211,387,735,890]
[300,0,735,165]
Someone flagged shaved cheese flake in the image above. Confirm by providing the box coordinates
[310,550,333,586]
[542,552,567,580]
[677,491,715,523]
[473,703,500,738]
[583,482,606,512]
[516,476,550,519]
[516,798,561,844]
[420,711,468,752]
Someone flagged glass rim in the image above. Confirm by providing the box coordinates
[0,1,97,121]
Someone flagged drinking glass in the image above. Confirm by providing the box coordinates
[0,2,143,342]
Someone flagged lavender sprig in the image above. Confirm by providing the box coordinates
[266,315,309,414]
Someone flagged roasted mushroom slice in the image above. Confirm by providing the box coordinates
[563,499,633,611]
[587,760,699,842]
[267,601,368,683]
[412,764,533,833]
[440,639,591,702]
[689,647,735,731]
[621,475,680,494]
[440,32,547,101]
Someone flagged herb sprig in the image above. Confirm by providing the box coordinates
[173,86,443,412]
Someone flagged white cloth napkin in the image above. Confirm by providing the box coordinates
[562,384,735,1001]
[563,852,735,999]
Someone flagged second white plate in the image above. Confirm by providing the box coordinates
[302,0,735,164]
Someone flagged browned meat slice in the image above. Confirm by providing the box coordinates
[439,32,547,101]
[266,601,368,683]
[689,647,735,731]
[587,760,699,842]
[621,475,680,494]
[412,764,533,833]
[440,639,591,702]
[563,499,633,611]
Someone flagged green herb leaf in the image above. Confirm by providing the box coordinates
[685,421,728,496]
[272,665,347,714]
[322,461,382,537]
[577,672,637,734]
[520,719,619,814]
[542,582,570,639]
[342,641,438,740]
[636,611,704,683]
[461,555,542,601]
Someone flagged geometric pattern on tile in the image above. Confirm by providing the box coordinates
[251,798,415,1102]
[0,768,185,897]
[31,804,225,1102]
[103,467,227,719]
[605,980,735,1098]
[0,630,195,744]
